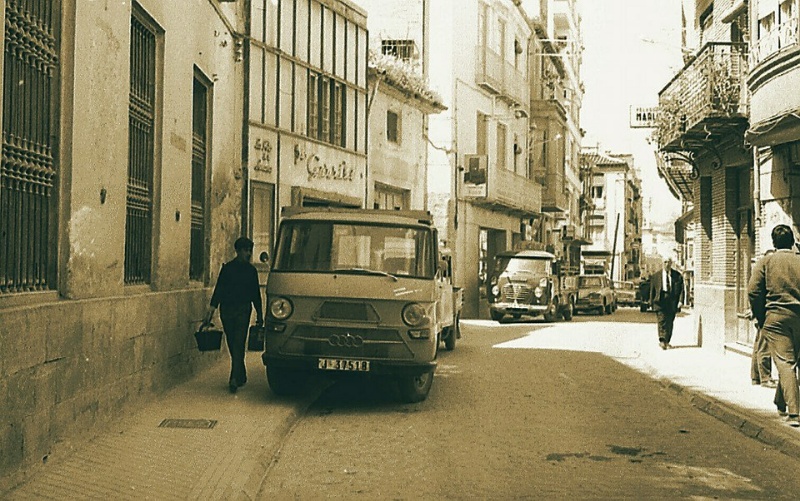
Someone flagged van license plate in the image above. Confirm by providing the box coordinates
[318,358,370,372]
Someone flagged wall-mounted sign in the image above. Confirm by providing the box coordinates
[629,106,660,128]
[462,154,488,198]
[251,136,273,173]
[306,155,355,182]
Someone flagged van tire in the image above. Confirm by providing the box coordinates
[562,299,574,321]
[398,371,433,403]
[490,310,504,322]
[543,299,558,322]
[266,365,305,396]
[444,316,459,351]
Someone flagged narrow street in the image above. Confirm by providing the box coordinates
[254,309,800,499]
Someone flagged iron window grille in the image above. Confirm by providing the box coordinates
[125,12,157,285]
[381,39,416,62]
[1,0,60,293]
[190,74,209,282]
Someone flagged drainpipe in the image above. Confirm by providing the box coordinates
[753,146,761,252]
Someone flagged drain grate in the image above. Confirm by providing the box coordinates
[158,418,218,429]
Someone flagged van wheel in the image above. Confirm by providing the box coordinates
[490,310,504,322]
[444,316,459,351]
[543,299,558,322]
[266,365,305,396]
[640,303,647,312]
[605,302,613,314]
[397,371,433,403]
[562,300,574,321]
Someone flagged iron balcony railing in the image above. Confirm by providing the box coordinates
[656,42,749,152]
[752,14,799,66]
[475,44,529,109]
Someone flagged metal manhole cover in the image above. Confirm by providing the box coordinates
[158,418,218,429]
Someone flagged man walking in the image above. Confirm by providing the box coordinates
[748,224,800,427]
[204,237,263,394]
[649,257,684,350]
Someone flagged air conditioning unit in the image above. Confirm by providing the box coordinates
[561,224,576,240]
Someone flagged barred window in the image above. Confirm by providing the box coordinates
[190,73,210,282]
[1,0,60,293]
[381,39,417,63]
[125,11,158,285]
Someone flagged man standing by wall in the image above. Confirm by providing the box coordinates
[748,224,800,427]
[649,257,684,350]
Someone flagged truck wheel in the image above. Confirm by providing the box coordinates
[543,299,558,322]
[266,364,306,396]
[490,310,504,322]
[605,302,613,314]
[444,315,459,351]
[640,303,647,312]
[562,300,574,321]
[397,371,433,403]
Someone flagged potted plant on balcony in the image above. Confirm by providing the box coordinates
[650,97,684,150]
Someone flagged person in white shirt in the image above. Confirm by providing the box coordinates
[648,257,684,350]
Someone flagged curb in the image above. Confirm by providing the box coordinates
[656,377,800,458]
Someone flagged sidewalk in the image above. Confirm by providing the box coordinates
[2,353,324,500]
[4,311,800,499]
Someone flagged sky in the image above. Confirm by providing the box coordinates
[577,0,686,225]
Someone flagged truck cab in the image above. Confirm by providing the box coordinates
[262,207,458,403]
[487,250,576,323]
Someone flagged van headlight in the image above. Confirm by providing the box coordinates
[269,297,293,320]
[534,287,543,298]
[402,303,427,327]
[491,285,500,296]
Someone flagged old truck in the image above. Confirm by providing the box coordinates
[262,207,461,403]
[487,249,577,322]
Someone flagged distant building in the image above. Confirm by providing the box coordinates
[580,149,643,282]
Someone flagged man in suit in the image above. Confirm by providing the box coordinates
[649,257,684,350]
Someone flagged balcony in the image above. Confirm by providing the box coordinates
[536,171,569,212]
[752,15,799,66]
[476,44,529,109]
[655,42,749,153]
[466,166,541,216]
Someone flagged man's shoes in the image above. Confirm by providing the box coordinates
[237,379,247,388]
[659,341,668,350]
[761,380,778,389]
[787,414,800,427]
[778,405,789,417]
[228,379,238,394]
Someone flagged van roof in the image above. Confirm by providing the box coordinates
[280,207,434,226]
[495,250,555,259]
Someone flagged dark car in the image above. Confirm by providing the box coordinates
[637,278,652,312]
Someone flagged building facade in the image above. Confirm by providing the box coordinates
[244,0,369,281]
[580,150,643,281]
[654,0,753,352]
[0,0,246,478]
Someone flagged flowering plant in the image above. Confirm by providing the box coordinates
[368,50,444,107]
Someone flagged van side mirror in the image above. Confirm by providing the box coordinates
[259,251,270,264]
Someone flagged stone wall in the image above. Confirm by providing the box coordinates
[0,289,218,480]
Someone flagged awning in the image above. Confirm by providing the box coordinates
[746,110,800,147]
[674,208,695,245]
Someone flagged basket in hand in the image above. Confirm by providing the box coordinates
[195,323,224,352]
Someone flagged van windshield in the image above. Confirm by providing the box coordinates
[273,221,436,278]
[495,257,550,276]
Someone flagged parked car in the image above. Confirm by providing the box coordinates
[612,280,639,308]
[575,274,616,315]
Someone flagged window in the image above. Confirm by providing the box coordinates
[496,123,507,171]
[591,186,604,199]
[476,112,488,156]
[381,39,417,62]
[386,110,400,143]
[308,71,346,146]
[190,72,210,282]
[1,0,60,293]
[125,9,160,285]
